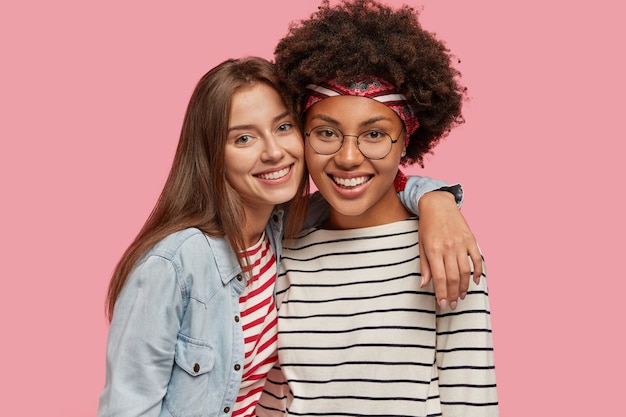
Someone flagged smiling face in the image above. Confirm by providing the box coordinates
[224,82,304,225]
[304,95,410,229]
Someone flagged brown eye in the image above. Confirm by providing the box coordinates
[277,123,293,133]
[361,130,388,142]
[313,127,340,141]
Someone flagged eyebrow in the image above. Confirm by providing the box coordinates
[310,114,393,128]
[228,111,292,132]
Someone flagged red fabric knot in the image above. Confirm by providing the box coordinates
[394,170,408,192]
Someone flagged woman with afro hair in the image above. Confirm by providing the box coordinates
[276,0,484,309]
[256,1,499,416]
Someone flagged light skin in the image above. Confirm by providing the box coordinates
[305,95,482,309]
[224,82,305,247]
[417,191,482,308]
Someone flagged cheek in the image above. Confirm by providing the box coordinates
[304,148,324,175]
[223,165,241,191]
[289,136,305,159]
[370,153,403,183]
[382,156,402,171]
[381,149,404,173]
[223,150,250,182]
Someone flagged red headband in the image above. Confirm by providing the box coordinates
[303,77,419,147]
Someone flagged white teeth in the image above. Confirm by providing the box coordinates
[258,166,290,180]
[333,176,369,187]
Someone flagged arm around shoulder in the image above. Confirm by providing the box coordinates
[398,175,463,216]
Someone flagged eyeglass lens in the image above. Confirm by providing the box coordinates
[307,126,396,159]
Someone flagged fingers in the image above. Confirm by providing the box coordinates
[429,250,473,311]
[419,240,431,289]
[415,193,483,311]
[468,246,483,284]
[428,256,448,310]
[444,252,460,309]
[457,252,471,300]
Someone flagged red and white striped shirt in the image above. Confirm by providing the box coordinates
[234,232,279,417]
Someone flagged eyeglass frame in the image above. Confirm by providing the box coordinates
[304,125,405,160]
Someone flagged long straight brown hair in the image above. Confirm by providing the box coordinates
[106,57,309,321]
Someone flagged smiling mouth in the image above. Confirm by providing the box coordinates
[256,165,291,180]
[330,175,371,188]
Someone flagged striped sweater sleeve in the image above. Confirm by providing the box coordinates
[436,260,499,416]
[255,365,288,416]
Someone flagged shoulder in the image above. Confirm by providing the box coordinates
[138,228,236,278]
[283,226,322,250]
[145,228,237,262]
[147,228,209,257]
[134,228,240,295]
[130,228,213,282]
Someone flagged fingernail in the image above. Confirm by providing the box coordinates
[439,299,447,310]
[419,277,424,287]
[450,300,457,310]
[460,292,467,300]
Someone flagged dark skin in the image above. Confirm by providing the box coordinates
[275,0,482,308]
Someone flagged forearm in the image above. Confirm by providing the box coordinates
[398,175,463,216]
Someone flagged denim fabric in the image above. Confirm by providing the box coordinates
[398,176,463,215]
[97,209,284,417]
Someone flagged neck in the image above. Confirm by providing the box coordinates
[325,189,412,230]
[241,205,274,248]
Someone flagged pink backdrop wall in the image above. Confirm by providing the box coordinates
[1,1,624,415]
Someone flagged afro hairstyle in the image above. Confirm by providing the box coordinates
[274,0,467,166]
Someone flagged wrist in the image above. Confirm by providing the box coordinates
[418,190,456,212]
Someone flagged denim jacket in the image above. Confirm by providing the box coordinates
[97,210,284,417]
[97,176,460,417]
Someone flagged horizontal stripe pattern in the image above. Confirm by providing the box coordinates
[257,219,498,416]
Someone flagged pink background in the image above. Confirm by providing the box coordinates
[1,0,624,415]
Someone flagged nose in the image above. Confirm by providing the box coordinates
[261,134,285,162]
[333,135,364,167]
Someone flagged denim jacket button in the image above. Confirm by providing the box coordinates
[234,315,240,323]
[234,364,241,371]
[193,363,200,373]
[223,406,230,413]
[236,274,243,281]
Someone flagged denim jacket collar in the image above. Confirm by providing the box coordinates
[204,236,242,286]
[205,207,285,286]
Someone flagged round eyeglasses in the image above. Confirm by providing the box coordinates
[305,125,404,160]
